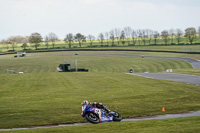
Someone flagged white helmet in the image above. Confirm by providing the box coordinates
[82,100,89,106]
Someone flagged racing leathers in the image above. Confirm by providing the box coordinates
[89,102,110,113]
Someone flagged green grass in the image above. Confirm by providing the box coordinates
[1,117,200,133]
[0,51,193,74]
[0,51,199,129]
[173,68,200,76]
[105,45,200,52]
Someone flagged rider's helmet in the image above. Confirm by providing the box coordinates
[82,100,89,106]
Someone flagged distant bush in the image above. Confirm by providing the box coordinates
[8,50,15,52]
[194,43,200,45]
[100,45,109,47]
[23,49,31,51]
[178,43,185,45]
[37,48,48,50]
[87,45,98,48]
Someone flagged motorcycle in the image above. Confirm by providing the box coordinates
[81,105,122,124]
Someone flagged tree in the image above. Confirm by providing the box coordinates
[29,32,43,50]
[9,42,16,51]
[98,33,104,45]
[185,27,197,44]
[153,31,159,45]
[21,43,28,50]
[64,33,74,48]
[74,33,86,47]
[146,29,153,45]
[7,36,17,51]
[0,39,8,50]
[137,29,143,45]
[48,32,58,48]
[110,30,115,46]
[120,30,126,46]
[124,27,132,45]
[0,40,3,51]
[137,29,149,45]
[22,36,29,44]
[197,27,200,38]
[0,39,6,44]
[104,32,109,45]
[1,39,9,50]
[87,34,95,47]
[169,28,175,44]
[8,36,26,44]
[114,28,121,45]
[5,41,9,50]
[140,29,148,45]
[175,29,183,44]
[2,36,28,51]
[161,30,170,45]
[131,30,137,45]
[44,36,49,49]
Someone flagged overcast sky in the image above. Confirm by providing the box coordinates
[0,0,200,40]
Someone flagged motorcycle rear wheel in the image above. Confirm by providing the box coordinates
[85,113,100,124]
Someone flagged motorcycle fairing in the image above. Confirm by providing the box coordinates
[82,105,113,122]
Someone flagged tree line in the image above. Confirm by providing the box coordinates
[0,26,200,51]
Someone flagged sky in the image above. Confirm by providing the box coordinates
[0,0,200,40]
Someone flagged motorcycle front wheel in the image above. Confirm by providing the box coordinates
[85,113,100,124]
[112,111,122,121]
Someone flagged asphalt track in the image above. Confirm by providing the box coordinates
[0,111,200,131]
[128,73,200,86]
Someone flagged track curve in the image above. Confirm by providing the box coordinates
[128,73,200,86]
[0,111,199,132]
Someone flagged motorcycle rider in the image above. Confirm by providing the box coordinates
[81,100,110,114]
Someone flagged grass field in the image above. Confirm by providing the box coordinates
[104,45,200,52]
[0,51,194,74]
[173,68,200,76]
[1,116,200,133]
[0,51,200,130]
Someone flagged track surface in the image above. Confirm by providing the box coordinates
[0,111,199,132]
[129,73,200,86]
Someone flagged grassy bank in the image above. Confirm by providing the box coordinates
[173,68,200,76]
[1,116,200,133]
[0,72,199,128]
[0,51,193,74]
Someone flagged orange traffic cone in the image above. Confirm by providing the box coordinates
[162,107,165,112]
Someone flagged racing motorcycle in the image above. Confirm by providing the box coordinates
[81,104,122,124]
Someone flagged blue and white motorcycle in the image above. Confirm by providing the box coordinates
[81,105,122,124]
